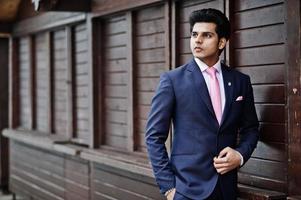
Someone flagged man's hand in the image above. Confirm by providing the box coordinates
[213,147,241,174]
[166,188,176,200]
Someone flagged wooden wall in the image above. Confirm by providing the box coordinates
[134,5,168,152]
[231,0,287,192]
[4,0,301,199]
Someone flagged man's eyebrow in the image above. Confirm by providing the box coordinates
[191,31,215,34]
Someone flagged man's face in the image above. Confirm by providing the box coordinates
[190,22,226,66]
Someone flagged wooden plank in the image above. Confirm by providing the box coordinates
[105,73,128,85]
[236,65,284,84]
[11,167,64,198]
[234,0,283,12]
[135,18,165,36]
[9,37,19,128]
[253,85,284,103]
[238,172,286,193]
[92,0,163,17]
[66,26,74,139]
[126,12,134,152]
[46,32,53,133]
[105,86,128,100]
[233,24,284,48]
[92,168,163,199]
[136,63,165,77]
[259,123,285,143]
[240,158,286,181]
[136,48,165,63]
[252,141,286,162]
[233,45,284,66]
[286,0,301,196]
[137,77,160,92]
[256,104,284,123]
[136,33,165,50]
[29,36,35,130]
[234,4,284,29]
[13,12,86,37]
[178,0,221,22]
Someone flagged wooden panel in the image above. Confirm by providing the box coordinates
[65,157,90,200]
[134,4,167,152]
[74,23,90,145]
[18,37,31,129]
[102,14,129,150]
[92,0,163,16]
[9,141,65,200]
[91,163,164,200]
[234,0,283,12]
[286,0,301,196]
[35,33,49,133]
[53,29,68,137]
[232,1,287,192]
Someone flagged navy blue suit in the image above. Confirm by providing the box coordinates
[145,59,259,199]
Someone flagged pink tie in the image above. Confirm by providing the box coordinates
[206,67,222,124]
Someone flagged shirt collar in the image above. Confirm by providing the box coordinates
[194,57,222,73]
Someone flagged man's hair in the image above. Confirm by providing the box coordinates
[189,8,230,40]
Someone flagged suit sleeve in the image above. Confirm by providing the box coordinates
[236,76,260,165]
[145,72,175,194]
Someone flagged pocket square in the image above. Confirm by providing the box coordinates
[236,96,243,101]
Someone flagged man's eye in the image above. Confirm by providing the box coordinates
[191,32,198,37]
[204,33,212,38]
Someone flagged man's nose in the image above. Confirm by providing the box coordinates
[195,35,203,43]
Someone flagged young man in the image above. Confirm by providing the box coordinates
[145,8,259,200]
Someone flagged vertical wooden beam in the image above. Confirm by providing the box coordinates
[87,14,96,148]
[66,26,74,139]
[224,0,230,65]
[96,19,104,147]
[46,32,53,133]
[8,37,19,129]
[29,36,36,130]
[126,11,134,152]
[164,0,172,154]
[286,0,301,196]
[171,0,177,70]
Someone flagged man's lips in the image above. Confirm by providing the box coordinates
[194,47,203,52]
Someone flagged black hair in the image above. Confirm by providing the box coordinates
[189,8,230,40]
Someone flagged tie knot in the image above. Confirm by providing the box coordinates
[206,67,217,77]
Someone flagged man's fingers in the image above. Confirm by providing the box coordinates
[218,147,230,158]
[213,156,228,164]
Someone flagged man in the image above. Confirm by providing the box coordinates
[145,8,259,200]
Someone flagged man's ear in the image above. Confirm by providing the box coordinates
[218,38,227,50]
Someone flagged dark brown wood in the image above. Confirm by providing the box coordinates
[286,0,301,196]
[29,36,36,130]
[238,184,286,200]
[231,0,287,195]
[92,0,163,16]
[0,38,9,190]
[36,0,91,12]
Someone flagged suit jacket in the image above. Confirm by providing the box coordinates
[145,59,259,199]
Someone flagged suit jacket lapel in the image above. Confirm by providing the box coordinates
[187,59,216,118]
[220,63,234,126]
